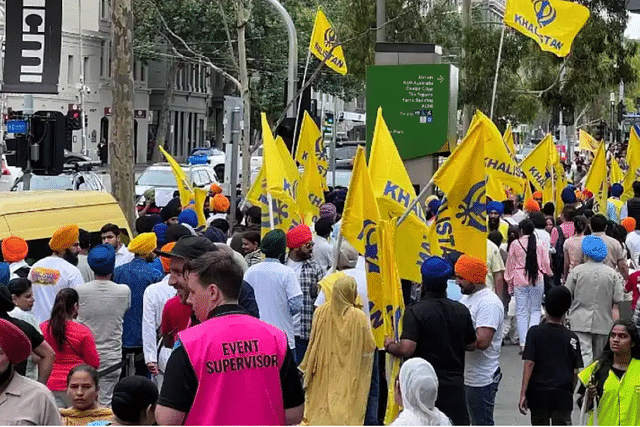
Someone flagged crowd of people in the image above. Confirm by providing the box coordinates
[1,167,640,426]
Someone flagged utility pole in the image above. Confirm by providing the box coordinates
[377,0,386,42]
[78,0,88,155]
[229,106,240,230]
[234,1,252,197]
[460,0,472,135]
[110,0,136,231]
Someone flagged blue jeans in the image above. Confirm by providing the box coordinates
[294,336,309,365]
[465,368,501,425]
[364,351,380,425]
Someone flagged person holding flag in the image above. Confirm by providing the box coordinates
[607,183,627,223]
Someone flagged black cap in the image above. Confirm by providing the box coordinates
[155,235,218,259]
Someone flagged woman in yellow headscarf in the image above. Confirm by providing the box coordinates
[300,275,376,425]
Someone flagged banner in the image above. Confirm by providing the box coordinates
[623,126,640,202]
[309,9,347,75]
[3,0,62,93]
[584,142,607,214]
[368,107,430,282]
[194,188,208,227]
[295,111,328,190]
[610,157,624,185]
[298,150,325,224]
[579,129,599,153]
[159,146,193,207]
[432,119,487,261]
[503,0,590,57]
[503,123,516,157]
[519,134,554,192]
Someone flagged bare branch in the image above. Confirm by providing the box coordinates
[216,0,239,71]
[537,58,569,98]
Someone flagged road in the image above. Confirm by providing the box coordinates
[495,343,581,426]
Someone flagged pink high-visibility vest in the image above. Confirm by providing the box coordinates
[180,313,288,426]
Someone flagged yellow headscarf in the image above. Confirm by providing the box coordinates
[300,275,375,425]
[128,232,157,256]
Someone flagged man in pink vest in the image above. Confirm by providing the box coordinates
[155,250,304,426]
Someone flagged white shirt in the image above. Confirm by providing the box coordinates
[142,275,174,371]
[76,279,131,369]
[286,259,305,337]
[315,256,370,318]
[312,235,334,273]
[206,212,228,226]
[460,287,504,387]
[512,210,527,224]
[627,231,640,268]
[115,244,134,268]
[534,228,552,253]
[9,260,30,280]
[8,307,39,380]
[76,254,95,283]
[244,260,302,349]
[28,256,85,323]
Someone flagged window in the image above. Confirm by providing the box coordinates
[100,41,105,77]
[67,55,74,84]
[140,65,145,82]
[83,57,89,83]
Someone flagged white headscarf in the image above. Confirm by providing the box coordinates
[390,358,452,426]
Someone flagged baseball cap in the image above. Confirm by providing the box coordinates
[155,235,218,260]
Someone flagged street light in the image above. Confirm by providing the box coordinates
[610,91,616,143]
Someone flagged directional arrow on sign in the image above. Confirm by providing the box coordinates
[438,75,444,83]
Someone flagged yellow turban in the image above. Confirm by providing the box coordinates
[128,232,157,256]
[49,224,79,253]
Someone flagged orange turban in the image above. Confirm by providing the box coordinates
[210,194,230,212]
[210,183,222,195]
[524,198,540,212]
[532,191,543,200]
[159,242,176,273]
[2,236,28,262]
[49,224,79,252]
[622,217,636,233]
[455,254,487,284]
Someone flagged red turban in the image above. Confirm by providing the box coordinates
[287,224,313,249]
[2,236,28,262]
[455,254,487,284]
[0,318,31,365]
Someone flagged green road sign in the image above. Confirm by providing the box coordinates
[366,64,458,160]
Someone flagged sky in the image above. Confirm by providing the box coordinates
[626,13,640,40]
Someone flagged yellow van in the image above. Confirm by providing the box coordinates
[0,191,131,260]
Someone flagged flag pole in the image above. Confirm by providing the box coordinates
[292,50,312,157]
[489,24,506,120]
[396,177,435,227]
[267,193,275,229]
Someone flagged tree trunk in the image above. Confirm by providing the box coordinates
[110,0,136,232]
[236,2,251,197]
[151,59,177,162]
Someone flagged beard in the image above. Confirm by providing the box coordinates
[63,249,79,266]
[488,217,500,231]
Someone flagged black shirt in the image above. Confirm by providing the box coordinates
[523,322,583,411]
[158,304,304,413]
[401,291,476,388]
[0,311,45,375]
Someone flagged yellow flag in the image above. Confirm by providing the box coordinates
[159,146,193,207]
[503,123,516,157]
[432,119,487,262]
[246,166,265,206]
[299,150,325,224]
[520,135,554,192]
[194,188,208,227]
[295,111,328,190]
[623,126,640,202]
[579,129,600,153]
[261,113,304,231]
[309,9,347,75]
[584,142,607,214]
[524,179,533,201]
[368,107,430,282]
[503,0,590,57]
[341,146,381,256]
[611,157,624,185]
[477,111,525,193]
[487,174,506,201]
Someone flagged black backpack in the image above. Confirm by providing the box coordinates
[551,225,565,287]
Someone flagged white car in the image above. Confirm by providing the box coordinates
[135,162,220,207]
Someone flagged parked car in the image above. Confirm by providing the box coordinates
[188,147,226,168]
[135,162,220,207]
[10,171,107,192]
[64,149,101,168]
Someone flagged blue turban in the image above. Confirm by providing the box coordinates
[88,244,116,276]
[561,186,577,204]
[428,199,442,215]
[153,223,168,246]
[611,183,624,198]
[0,262,9,287]
[421,256,453,292]
[486,201,504,215]
[204,226,226,243]
[582,235,608,262]
[178,209,198,228]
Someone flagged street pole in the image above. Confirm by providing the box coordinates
[331,96,337,188]
[489,25,505,120]
[23,95,33,191]
[610,92,615,144]
[377,0,386,42]
[264,0,297,118]
[78,0,88,155]
[229,107,240,234]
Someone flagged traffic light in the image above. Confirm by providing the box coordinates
[596,120,606,141]
[324,112,334,134]
[31,111,66,175]
[67,109,82,130]
[618,101,627,123]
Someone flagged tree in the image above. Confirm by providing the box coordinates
[111,0,136,231]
